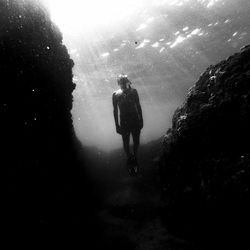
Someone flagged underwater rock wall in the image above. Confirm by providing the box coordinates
[160,45,250,244]
[1,0,99,240]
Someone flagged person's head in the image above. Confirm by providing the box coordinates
[117,74,131,90]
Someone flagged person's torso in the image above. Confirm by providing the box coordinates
[115,88,139,121]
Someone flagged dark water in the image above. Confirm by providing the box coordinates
[81,141,201,250]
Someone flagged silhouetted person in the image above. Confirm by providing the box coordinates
[112,74,143,167]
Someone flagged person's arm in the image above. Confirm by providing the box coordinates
[112,92,121,134]
[134,89,143,129]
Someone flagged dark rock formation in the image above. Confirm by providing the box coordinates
[1,0,100,244]
[160,45,250,247]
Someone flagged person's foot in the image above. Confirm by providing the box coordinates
[126,154,139,175]
[131,154,139,174]
[134,165,138,174]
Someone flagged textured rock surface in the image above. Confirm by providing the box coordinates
[160,45,250,246]
[1,0,100,244]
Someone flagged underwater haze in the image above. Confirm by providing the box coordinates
[46,0,250,151]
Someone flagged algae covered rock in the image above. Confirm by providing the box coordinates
[1,0,99,241]
[160,45,250,245]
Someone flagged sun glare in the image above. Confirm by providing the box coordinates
[44,0,222,35]
[45,0,146,35]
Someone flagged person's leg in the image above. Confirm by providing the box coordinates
[131,129,140,156]
[121,131,130,158]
